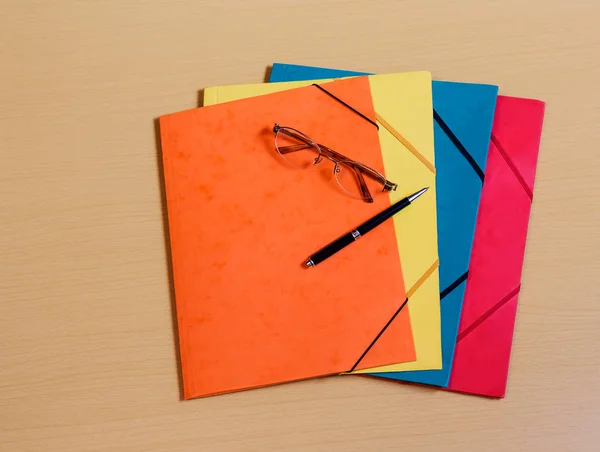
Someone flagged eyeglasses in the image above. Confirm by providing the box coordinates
[273,124,397,203]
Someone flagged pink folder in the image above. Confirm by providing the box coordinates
[447,95,545,397]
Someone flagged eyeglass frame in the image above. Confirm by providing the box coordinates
[273,123,398,203]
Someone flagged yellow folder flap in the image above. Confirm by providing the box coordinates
[203,72,441,372]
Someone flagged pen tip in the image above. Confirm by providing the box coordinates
[408,187,428,202]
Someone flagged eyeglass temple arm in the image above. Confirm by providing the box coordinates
[275,126,396,193]
[277,143,373,201]
[317,144,397,192]
[349,163,374,202]
[276,144,313,155]
[278,143,396,192]
[277,128,375,175]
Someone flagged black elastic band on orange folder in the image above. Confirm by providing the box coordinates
[349,297,409,372]
[440,271,469,300]
[490,134,533,200]
[312,84,379,130]
[456,285,521,343]
[433,110,485,182]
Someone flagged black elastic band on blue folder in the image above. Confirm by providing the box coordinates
[312,84,379,130]
[433,110,485,182]
[348,297,409,372]
[440,271,469,300]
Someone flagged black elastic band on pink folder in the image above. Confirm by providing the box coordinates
[312,84,379,130]
[348,297,409,372]
[434,110,485,182]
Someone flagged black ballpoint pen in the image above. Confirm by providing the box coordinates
[305,187,429,268]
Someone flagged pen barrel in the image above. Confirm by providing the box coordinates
[307,195,414,267]
[357,197,411,235]
[309,232,357,265]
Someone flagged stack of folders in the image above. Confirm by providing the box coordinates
[159,64,545,400]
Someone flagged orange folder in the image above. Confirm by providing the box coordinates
[159,77,415,398]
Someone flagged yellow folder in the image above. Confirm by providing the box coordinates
[203,72,441,372]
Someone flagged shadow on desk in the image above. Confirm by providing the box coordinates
[153,117,184,401]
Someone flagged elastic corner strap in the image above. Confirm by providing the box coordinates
[490,134,533,200]
[347,296,410,373]
[456,285,521,343]
[312,83,379,130]
[375,113,436,174]
[433,110,484,182]
[347,258,440,373]
[406,259,440,299]
[440,271,469,300]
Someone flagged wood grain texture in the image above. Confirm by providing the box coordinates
[1,1,599,450]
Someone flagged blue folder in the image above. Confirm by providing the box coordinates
[270,63,498,387]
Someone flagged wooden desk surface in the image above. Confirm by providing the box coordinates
[1,1,599,450]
